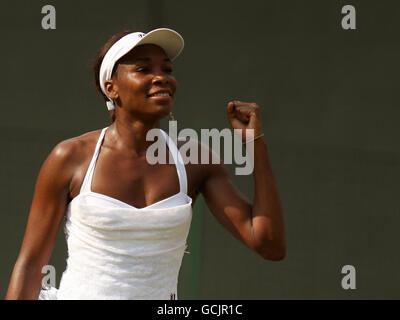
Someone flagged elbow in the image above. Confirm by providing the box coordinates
[256,242,286,261]
[261,250,286,261]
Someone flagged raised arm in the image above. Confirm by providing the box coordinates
[200,101,286,261]
[5,140,79,299]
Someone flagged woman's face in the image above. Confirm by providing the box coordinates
[107,43,178,119]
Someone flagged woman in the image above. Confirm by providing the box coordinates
[5,28,285,300]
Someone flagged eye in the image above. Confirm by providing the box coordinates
[136,67,149,73]
[164,67,173,74]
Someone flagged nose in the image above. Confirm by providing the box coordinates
[151,71,169,85]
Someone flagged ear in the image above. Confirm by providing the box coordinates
[104,80,119,100]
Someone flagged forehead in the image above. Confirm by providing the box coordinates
[119,44,170,63]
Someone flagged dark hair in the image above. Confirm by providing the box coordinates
[93,30,135,122]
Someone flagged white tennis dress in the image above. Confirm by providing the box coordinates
[39,127,193,300]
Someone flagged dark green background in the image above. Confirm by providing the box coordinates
[1,0,399,299]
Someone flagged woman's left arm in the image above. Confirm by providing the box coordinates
[199,101,286,261]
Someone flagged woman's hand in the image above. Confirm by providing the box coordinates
[227,100,263,142]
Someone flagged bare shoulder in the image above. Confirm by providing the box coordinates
[49,129,101,163]
[41,129,103,189]
[28,129,104,207]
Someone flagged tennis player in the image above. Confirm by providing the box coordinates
[5,28,285,300]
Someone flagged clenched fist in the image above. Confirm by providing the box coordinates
[227,100,263,142]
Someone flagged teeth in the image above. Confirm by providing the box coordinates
[151,92,169,97]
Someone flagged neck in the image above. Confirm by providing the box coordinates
[108,115,161,157]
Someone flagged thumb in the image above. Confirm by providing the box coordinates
[227,101,236,118]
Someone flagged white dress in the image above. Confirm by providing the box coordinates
[39,127,193,300]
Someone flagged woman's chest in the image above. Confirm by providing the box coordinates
[69,148,205,208]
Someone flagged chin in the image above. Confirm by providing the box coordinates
[155,102,172,111]
[151,105,172,119]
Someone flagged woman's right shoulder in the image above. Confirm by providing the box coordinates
[47,129,104,166]
[33,129,105,197]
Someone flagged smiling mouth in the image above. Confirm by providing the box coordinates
[148,92,171,98]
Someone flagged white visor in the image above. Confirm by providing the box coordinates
[99,28,184,110]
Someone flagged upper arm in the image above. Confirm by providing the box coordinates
[16,139,80,267]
